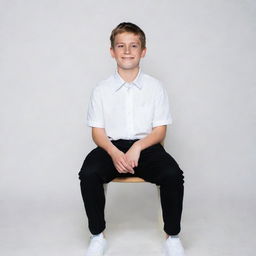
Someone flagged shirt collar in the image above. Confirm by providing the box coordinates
[113,67,143,93]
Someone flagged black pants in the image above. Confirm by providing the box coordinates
[78,139,184,236]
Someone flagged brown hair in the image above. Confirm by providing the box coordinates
[110,22,146,49]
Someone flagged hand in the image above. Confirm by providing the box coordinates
[108,147,135,174]
[124,142,142,169]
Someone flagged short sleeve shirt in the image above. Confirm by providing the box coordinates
[87,67,173,140]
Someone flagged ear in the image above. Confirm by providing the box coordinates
[110,47,115,58]
[141,47,147,58]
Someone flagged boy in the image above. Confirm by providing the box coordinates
[78,22,185,256]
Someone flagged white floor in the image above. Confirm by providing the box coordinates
[1,185,255,256]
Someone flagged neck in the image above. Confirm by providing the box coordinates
[117,66,140,83]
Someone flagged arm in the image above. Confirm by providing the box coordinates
[91,127,117,156]
[133,125,167,151]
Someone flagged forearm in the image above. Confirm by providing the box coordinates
[91,127,117,155]
[133,125,166,151]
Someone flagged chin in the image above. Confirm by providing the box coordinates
[118,64,140,70]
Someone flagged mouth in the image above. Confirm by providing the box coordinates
[122,57,134,60]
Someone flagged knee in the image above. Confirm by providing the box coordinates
[160,167,184,186]
[78,167,100,182]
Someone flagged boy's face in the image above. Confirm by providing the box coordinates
[110,32,146,71]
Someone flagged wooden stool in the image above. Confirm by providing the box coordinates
[103,176,163,228]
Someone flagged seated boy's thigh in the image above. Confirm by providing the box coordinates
[139,143,181,172]
[79,147,117,182]
[137,144,183,185]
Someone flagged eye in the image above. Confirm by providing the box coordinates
[117,45,124,48]
[132,44,138,48]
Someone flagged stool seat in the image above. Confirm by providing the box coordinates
[112,177,146,183]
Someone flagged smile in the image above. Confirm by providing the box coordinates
[122,57,134,59]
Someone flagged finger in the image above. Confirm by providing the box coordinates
[116,163,126,173]
[130,162,135,172]
[119,161,130,173]
[115,165,122,173]
[113,160,123,173]
[125,161,134,173]
[126,163,134,173]
[121,158,130,169]
[124,160,134,173]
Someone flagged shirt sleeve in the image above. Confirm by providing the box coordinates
[87,87,105,128]
[152,85,173,127]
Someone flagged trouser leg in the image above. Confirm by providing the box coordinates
[159,170,184,235]
[79,171,106,235]
[78,141,139,235]
[135,143,185,235]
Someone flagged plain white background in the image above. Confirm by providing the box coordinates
[0,0,255,255]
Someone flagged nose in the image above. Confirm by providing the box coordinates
[124,46,130,54]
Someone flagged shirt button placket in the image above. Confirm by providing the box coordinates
[127,85,133,139]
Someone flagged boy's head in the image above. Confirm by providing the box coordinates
[110,22,146,50]
[110,22,147,71]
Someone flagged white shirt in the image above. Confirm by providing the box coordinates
[87,67,173,140]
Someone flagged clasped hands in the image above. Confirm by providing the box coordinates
[109,143,142,174]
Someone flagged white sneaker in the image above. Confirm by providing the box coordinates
[85,233,107,256]
[163,236,185,256]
